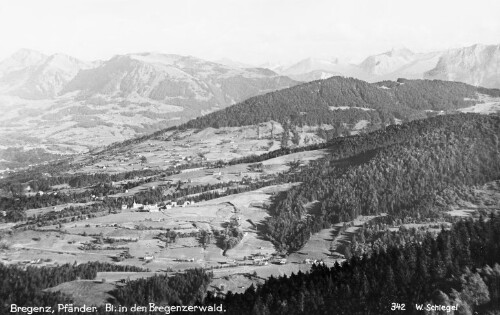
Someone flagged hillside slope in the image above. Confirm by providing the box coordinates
[264,114,500,251]
[183,77,500,130]
[66,77,500,176]
[0,51,296,163]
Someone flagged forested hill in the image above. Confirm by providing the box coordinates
[204,215,500,315]
[96,77,500,155]
[181,77,500,129]
[264,113,500,251]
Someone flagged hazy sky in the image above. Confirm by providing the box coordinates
[0,0,499,65]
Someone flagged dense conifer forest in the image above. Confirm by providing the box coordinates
[201,215,500,315]
[181,78,500,130]
[0,262,147,313]
[111,269,212,307]
[263,114,500,251]
[40,215,500,315]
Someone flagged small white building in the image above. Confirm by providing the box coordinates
[132,200,144,210]
[144,204,159,212]
[121,204,128,210]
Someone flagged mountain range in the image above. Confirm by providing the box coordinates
[0,49,296,157]
[0,43,499,170]
[264,44,500,88]
[74,76,500,177]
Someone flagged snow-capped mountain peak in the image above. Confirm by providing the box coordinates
[0,48,47,74]
[282,57,347,76]
[214,58,254,69]
[359,47,416,76]
[388,47,414,58]
[0,50,94,99]
[127,52,186,66]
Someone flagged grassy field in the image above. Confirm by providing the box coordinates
[74,121,328,175]
[0,184,297,274]
[25,202,96,218]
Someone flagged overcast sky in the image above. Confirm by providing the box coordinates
[0,0,499,65]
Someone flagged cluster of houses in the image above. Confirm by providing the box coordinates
[23,185,59,197]
[121,199,196,212]
[247,253,287,266]
[303,258,327,265]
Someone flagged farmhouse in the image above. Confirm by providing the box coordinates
[303,258,318,265]
[252,254,267,261]
[132,200,144,210]
[181,200,193,207]
[143,204,159,212]
[253,258,268,266]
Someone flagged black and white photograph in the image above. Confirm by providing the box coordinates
[1,0,500,314]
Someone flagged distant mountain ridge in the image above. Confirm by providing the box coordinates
[0,50,297,158]
[61,52,292,108]
[1,44,499,169]
[0,49,94,99]
[272,44,500,89]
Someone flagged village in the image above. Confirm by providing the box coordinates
[1,175,356,297]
